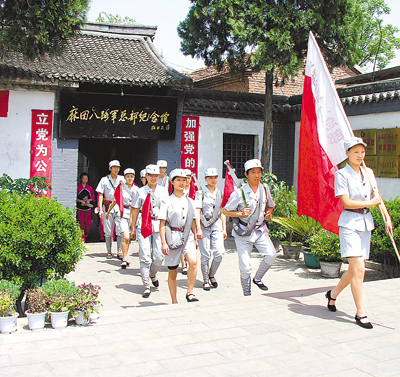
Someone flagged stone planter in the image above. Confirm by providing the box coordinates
[0,314,18,334]
[282,244,302,259]
[26,311,47,331]
[271,239,282,253]
[320,261,342,278]
[49,311,70,329]
[302,250,321,269]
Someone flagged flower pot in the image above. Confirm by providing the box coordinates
[271,239,282,253]
[320,261,342,278]
[50,311,70,329]
[302,250,321,269]
[282,244,302,259]
[26,311,47,331]
[0,314,18,334]
[75,311,89,326]
[89,304,101,322]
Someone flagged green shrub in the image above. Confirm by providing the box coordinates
[0,173,51,197]
[0,280,21,302]
[370,197,400,277]
[0,191,85,292]
[42,278,77,297]
[309,229,341,262]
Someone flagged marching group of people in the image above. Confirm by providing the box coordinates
[77,137,393,329]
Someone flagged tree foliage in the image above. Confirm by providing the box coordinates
[96,11,135,25]
[178,0,359,170]
[0,0,90,59]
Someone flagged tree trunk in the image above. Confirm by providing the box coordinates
[261,70,274,172]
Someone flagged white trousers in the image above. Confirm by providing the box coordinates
[198,227,225,265]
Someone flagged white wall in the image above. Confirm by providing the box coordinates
[198,116,264,190]
[293,111,400,200]
[0,90,55,179]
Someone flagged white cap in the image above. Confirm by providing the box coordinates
[244,159,263,172]
[204,168,218,177]
[184,169,192,176]
[146,164,160,175]
[124,168,135,176]
[170,168,187,181]
[109,160,121,168]
[344,137,367,151]
[140,169,146,178]
[157,160,168,168]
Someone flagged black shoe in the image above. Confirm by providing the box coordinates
[151,277,159,288]
[325,290,337,312]
[186,293,199,302]
[142,288,151,298]
[117,253,123,260]
[121,260,129,269]
[209,277,218,288]
[106,252,113,259]
[182,265,188,275]
[252,278,268,291]
[355,315,373,329]
[203,282,211,291]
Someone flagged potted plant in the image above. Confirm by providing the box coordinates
[309,229,342,278]
[0,291,18,334]
[25,287,48,331]
[42,279,76,329]
[73,283,101,325]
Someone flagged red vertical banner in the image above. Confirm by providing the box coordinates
[181,116,199,176]
[30,110,53,198]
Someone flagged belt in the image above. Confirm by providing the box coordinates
[238,218,264,229]
[171,227,183,232]
[124,205,130,209]
[345,208,370,214]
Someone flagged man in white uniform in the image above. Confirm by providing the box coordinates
[96,160,124,259]
[157,160,169,188]
[222,159,276,296]
[130,164,169,298]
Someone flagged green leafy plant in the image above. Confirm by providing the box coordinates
[73,283,101,320]
[0,191,85,314]
[0,291,15,317]
[42,279,77,297]
[0,280,21,302]
[26,287,48,314]
[0,173,51,197]
[46,293,74,313]
[309,229,342,262]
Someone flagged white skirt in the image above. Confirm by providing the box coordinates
[339,226,371,259]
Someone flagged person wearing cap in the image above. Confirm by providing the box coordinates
[159,168,199,303]
[157,160,170,188]
[96,160,124,259]
[222,159,276,296]
[195,168,227,290]
[130,164,169,298]
[140,169,147,187]
[106,168,138,269]
[183,169,193,197]
[326,137,392,329]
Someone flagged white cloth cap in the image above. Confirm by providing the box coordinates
[244,159,263,172]
[170,168,187,180]
[146,164,160,175]
[140,169,146,178]
[184,169,192,176]
[344,137,367,151]
[109,160,121,168]
[204,168,218,177]
[124,168,135,176]
[157,160,168,167]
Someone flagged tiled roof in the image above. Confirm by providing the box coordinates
[0,23,192,89]
[188,62,358,96]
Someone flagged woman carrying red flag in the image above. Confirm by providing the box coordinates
[106,168,138,269]
[130,164,169,298]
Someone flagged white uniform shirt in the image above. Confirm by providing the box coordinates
[121,184,138,219]
[158,175,170,188]
[96,174,124,213]
[195,187,223,231]
[132,184,169,232]
[224,183,275,229]
[335,164,377,231]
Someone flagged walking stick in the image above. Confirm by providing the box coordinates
[361,161,400,263]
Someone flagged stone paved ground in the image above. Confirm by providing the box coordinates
[1,238,399,377]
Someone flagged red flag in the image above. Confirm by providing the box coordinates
[0,91,9,117]
[114,183,124,217]
[141,193,153,238]
[297,32,353,234]
[168,179,173,195]
[221,166,235,207]
[188,177,196,200]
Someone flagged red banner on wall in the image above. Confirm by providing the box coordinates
[30,110,53,198]
[180,116,199,176]
[0,90,9,117]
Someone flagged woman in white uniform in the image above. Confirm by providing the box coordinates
[159,168,199,303]
[327,137,392,329]
[106,168,138,268]
[195,168,227,290]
